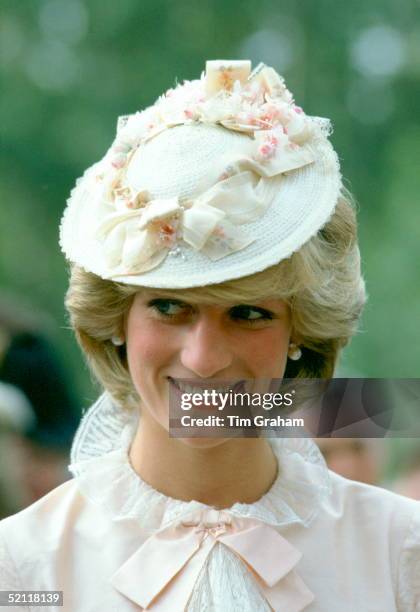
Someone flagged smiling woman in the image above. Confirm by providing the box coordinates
[0,60,419,611]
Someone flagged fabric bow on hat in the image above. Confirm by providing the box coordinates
[96,171,269,275]
[110,509,314,611]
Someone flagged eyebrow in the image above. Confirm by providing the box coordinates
[142,291,181,302]
[142,292,285,311]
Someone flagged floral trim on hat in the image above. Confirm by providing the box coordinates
[111,61,315,170]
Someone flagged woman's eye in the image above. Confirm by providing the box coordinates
[148,299,191,318]
[229,305,274,322]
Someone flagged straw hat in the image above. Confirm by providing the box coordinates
[60,60,341,288]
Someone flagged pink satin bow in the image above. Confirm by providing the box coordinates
[110,509,314,611]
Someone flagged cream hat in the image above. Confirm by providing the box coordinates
[60,60,341,288]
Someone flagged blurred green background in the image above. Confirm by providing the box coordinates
[1,0,419,408]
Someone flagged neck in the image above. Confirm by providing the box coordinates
[129,412,278,509]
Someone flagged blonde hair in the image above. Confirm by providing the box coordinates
[65,193,366,409]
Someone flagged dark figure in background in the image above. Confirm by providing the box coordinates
[0,305,80,516]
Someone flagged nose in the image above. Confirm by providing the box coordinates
[180,314,233,378]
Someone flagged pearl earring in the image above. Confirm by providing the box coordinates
[288,342,302,361]
[111,336,125,346]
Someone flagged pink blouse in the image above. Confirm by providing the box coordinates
[0,394,419,611]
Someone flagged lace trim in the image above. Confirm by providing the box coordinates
[70,393,138,464]
[69,394,331,531]
[187,543,272,611]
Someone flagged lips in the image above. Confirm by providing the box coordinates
[168,377,246,394]
[167,378,251,419]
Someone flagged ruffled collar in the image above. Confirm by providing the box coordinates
[69,393,331,532]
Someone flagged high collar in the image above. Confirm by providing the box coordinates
[69,393,331,532]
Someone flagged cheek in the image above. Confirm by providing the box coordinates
[241,328,290,374]
[125,319,177,375]
[128,331,161,364]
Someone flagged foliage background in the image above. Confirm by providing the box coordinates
[1,0,419,411]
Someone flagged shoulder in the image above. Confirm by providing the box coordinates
[392,492,420,611]
[327,468,419,517]
[0,479,86,587]
[324,469,419,545]
[0,477,84,536]
[326,471,420,608]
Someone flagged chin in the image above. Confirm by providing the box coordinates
[175,436,232,450]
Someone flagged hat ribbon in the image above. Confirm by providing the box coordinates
[110,509,314,611]
[95,171,268,275]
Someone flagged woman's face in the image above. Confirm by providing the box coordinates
[125,291,292,441]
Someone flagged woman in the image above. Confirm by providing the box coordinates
[0,60,418,611]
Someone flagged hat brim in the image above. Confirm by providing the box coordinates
[60,124,341,288]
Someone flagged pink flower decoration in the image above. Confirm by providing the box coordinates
[111,153,127,169]
[258,134,280,159]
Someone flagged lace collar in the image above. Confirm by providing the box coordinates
[69,393,331,532]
